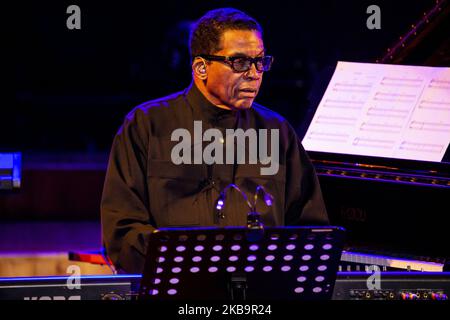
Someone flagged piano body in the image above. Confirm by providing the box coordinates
[315,152,450,271]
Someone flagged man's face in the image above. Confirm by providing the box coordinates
[204,29,265,110]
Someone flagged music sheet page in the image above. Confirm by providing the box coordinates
[302,61,450,162]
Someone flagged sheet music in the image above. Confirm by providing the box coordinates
[302,61,450,162]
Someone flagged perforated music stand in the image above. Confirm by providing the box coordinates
[138,226,345,300]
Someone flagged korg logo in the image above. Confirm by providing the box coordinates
[24,296,81,300]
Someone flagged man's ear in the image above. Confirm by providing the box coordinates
[192,57,208,80]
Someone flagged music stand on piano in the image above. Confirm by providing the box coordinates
[138,225,345,300]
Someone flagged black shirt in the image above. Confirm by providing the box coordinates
[101,82,329,273]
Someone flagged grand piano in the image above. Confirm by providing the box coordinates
[305,0,450,272]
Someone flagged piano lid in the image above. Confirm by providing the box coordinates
[377,0,450,67]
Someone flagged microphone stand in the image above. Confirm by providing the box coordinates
[215,183,274,300]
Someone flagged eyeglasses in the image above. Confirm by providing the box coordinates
[197,54,274,73]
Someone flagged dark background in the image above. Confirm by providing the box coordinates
[8,0,448,154]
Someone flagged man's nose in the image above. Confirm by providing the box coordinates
[244,62,262,80]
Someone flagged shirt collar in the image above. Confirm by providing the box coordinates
[185,82,237,122]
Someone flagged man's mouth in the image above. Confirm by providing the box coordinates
[238,88,258,98]
[240,88,257,92]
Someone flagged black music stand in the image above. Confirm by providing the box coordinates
[138,225,345,300]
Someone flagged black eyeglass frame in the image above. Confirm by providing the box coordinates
[197,54,274,72]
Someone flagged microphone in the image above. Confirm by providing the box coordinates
[254,185,274,208]
[216,192,226,219]
[215,184,274,242]
[247,185,273,238]
[215,184,274,223]
[215,184,252,220]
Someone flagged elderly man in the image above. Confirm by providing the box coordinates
[101,8,329,274]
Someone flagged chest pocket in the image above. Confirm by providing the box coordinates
[147,159,207,227]
[235,163,286,181]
